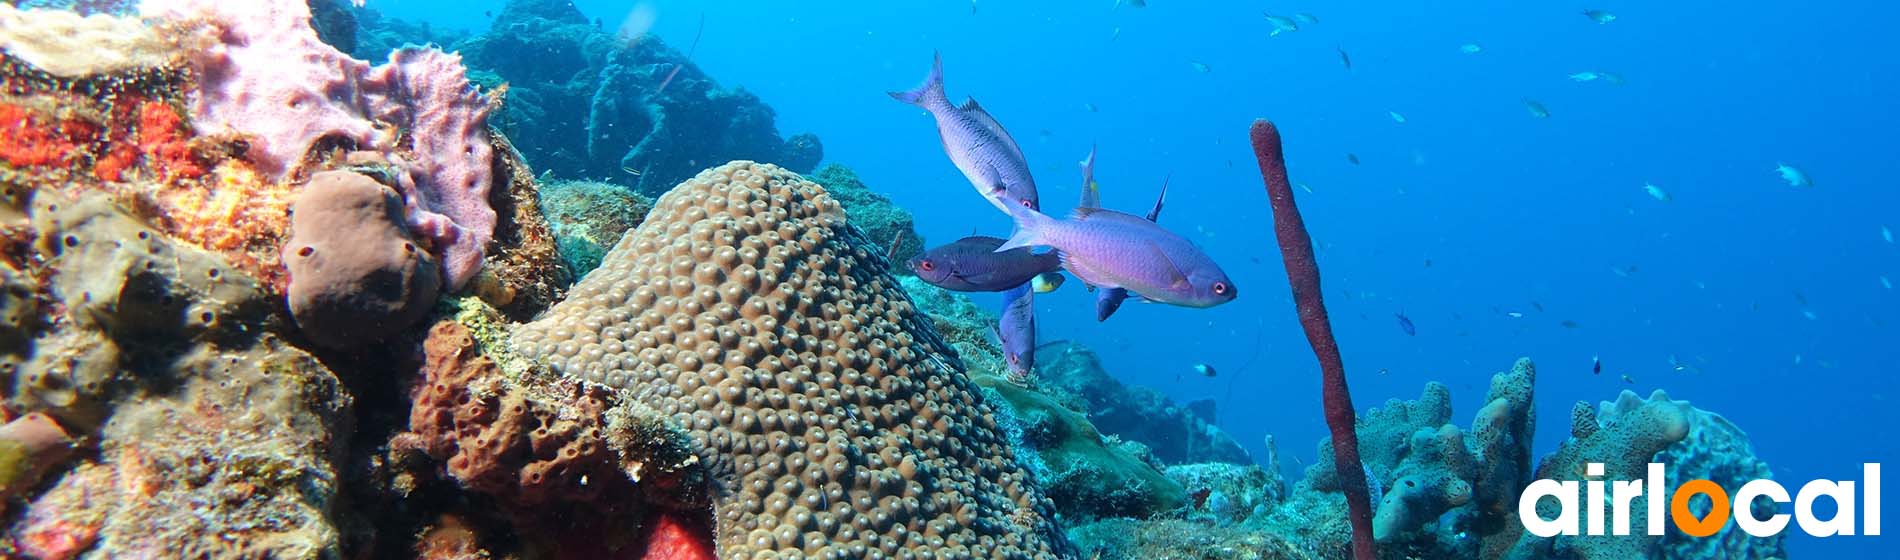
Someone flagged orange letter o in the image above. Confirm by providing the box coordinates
[1670,479,1731,537]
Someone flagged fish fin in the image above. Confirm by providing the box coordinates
[1070,206,1102,220]
[1146,241,1190,289]
[1078,145,1099,209]
[959,97,1027,160]
[887,51,945,107]
[997,204,1052,252]
[1145,174,1169,222]
[1058,250,1117,291]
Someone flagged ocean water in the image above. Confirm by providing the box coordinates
[390,0,1898,557]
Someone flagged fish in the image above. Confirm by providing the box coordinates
[1620,374,1635,384]
[1116,0,1146,8]
[908,236,1061,292]
[997,283,1036,381]
[1460,43,1483,54]
[1189,487,1213,509]
[1568,71,1602,82]
[1882,276,1892,290]
[1083,103,1098,113]
[1263,13,1300,36]
[1523,98,1551,118]
[1561,320,1580,329]
[1389,111,1407,123]
[1111,27,1122,41]
[1294,13,1319,24]
[1337,46,1352,70]
[1506,311,1524,319]
[1193,363,1217,378]
[999,201,1234,309]
[1346,153,1360,165]
[1882,225,1893,243]
[889,53,1040,213]
[1592,355,1602,375]
[1189,61,1212,73]
[1031,271,1065,293]
[1643,182,1671,202]
[1774,162,1813,188]
[1395,312,1416,336]
[1531,301,1545,312]
[1582,9,1616,24]
[970,0,978,14]
[1090,169,1171,321]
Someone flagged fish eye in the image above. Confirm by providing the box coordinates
[1019,198,1033,208]
[918,260,935,272]
[1213,282,1229,295]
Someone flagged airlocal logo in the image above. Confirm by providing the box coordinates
[1519,463,1881,538]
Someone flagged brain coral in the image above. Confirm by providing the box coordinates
[512,161,1068,558]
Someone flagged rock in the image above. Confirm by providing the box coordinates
[1036,340,1253,466]
[283,170,441,348]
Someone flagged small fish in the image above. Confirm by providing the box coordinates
[1294,13,1320,24]
[1774,162,1813,188]
[1802,310,1818,321]
[1643,182,1671,202]
[999,201,1234,309]
[889,53,1040,213]
[1423,258,1433,268]
[1337,46,1352,70]
[1193,363,1217,378]
[971,0,978,14]
[1561,320,1580,329]
[909,236,1061,292]
[1620,374,1635,384]
[1263,12,1300,36]
[1031,271,1065,293]
[1460,43,1483,54]
[1116,0,1146,8]
[1523,98,1551,118]
[1389,111,1407,123]
[1568,71,1602,82]
[1882,225,1893,243]
[1506,311,1524,319]
[1083,103,1098,113]
[997,283,1036,381]
[1346,153,1360,165]
[1190,487,1213,510]
[1531,301,1545,312]
[1592,355,1602,375]
[1111,27,1122,41]
[1189,61,1212,73]
[1582,9,1616,24]
[1395,312,1416,336]
[1611,264,1638,277]
[1599,71,1627,85]
[1881,276,1892,290]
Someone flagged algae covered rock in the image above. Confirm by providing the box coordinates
[806,163,924,267]
[976,371,1187,522]
[1036,340,1252,466]
[536,179,653,277]
[283,170,441,348]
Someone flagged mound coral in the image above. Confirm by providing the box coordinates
[512,161,1069,557]
[283,170,441,348]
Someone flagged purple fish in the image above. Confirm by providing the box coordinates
[1000,202,1233,308]
[1093,173,1170,321]
[889,52,1040,213]
[1395,312,1416,336]
[996,282,1036,381]
[909,236,1060,292]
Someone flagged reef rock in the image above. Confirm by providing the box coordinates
[511,161,1068,557]
[356,0,824,194]
[283,170,441,348]
[806,164,924,268]
[537,179,654,278]
[1036,340,1253,466]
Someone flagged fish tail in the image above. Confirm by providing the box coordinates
[887,51,946,107]
[997,203,1053,253]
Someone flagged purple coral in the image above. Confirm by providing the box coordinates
[144,0,495,288]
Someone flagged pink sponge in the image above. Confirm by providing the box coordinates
[144,0,494,289]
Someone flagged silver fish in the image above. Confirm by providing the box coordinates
[1263,12,1300,36]
[889,52,1040,213]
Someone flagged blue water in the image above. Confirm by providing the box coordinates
[386,1,1899,555]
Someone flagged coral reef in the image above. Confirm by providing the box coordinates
[511,161,1068,557]
[283,170,441,348]
[1067,518,1310,560]
[0,187,351,558]
[354,0,823,194]
[1653,407,1788,559]
[1035,340,1252,466]
[977,369,1186,522]
[0,4,169,78]
[537,179,654,277]
[806,164,925,267]
[1165,462,1285,526]
[145,0,497,288]
[1252,118,1375,560]
[1502,390,1694,560]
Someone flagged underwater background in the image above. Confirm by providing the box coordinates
[369,0,1900,556]
[0,0,1894,557]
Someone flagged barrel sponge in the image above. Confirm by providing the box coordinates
[512,161,1069,558]
[283,170,440,348]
